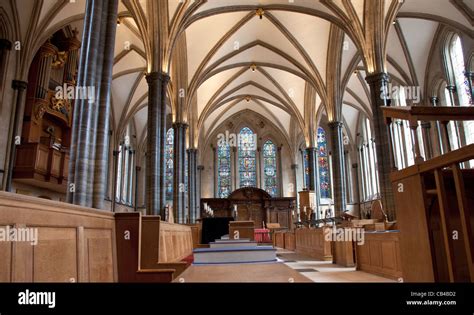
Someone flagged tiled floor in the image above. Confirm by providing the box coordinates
[277,249,395,283]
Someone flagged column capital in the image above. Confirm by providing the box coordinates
[365,72,390,85]
[430,96,439,106]
[0,39,12,50]
[197,165,205,171]
[146,71,170,84]
[186,148,198,154]
[446,85,456,92]
[465,71,474,79]
[11,80,27,91]
[291,164,298,170]
[305,147,317,153]
[172,122,189,130]
[327,121,344,129]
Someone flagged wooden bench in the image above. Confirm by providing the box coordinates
[115,213,193,283]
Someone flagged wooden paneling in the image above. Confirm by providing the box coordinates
[274,231,285,248]
[284,232,295,251]
[0,192,115,283]
[295,228,332,261]
[391,175,435,282]
[334,238,355,267]
[158,221,193,263]
[0,233,12,281]
[356,232,402,281]
[33,227,77,282]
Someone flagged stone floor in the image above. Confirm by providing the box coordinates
[277,249,396,283]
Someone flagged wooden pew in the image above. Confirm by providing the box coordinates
[0,192,115,283]
[295,227,332,261]
[115,213,193,283]
[356,231,402,280]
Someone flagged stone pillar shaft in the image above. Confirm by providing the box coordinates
[145,72,169,216]
[277,146,283,197]
[365,73,396,220]
[6,80,28,192]
[93,0,118,209]
[173,122,187,223]
[187,149,198,224]
[68,0,118,208]
[328,121,347,217]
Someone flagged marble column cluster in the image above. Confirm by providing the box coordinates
[172,122,187,223]
[328,121,347,217]
[68,0,119,209]
[365,73,396,221]
[187,148,198,224]
[145,72,169,216]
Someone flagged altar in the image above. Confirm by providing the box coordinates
[200,188,296,230]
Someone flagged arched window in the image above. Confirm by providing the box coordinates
[451,35,472,106]
[449,35,474,152]
[358,118,379,200]
[263,140,278,197]
[238,127,257,187]
[317,127,331,199]
[165,128,174,203]
[217,141,231,198]
[115,125,135,205]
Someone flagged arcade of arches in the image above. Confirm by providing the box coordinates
[0,0,473,283]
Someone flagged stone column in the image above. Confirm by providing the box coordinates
[134,166,141,212]
[111,149,119,212]
[68,0,118,208]
[233,147,238,189]
[197,165,204,220]
[212,145,217,197]
[257,147,262,188]
[466,72,474,102]
[5,80,28,192]
[365,73,396,220]
[93,0,118,209]
[291,164,298,199]
[277,146,284,197]
[305,147,318,192]
[328,121,347,217]
[173,122,187,223]
[68,0,103,206]
[187,148,198,223]
[145,72,169,216]
[0,39,12,94]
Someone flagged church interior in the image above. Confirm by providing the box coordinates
[0,0,473,284]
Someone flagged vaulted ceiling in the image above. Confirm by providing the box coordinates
[2,0,473,153]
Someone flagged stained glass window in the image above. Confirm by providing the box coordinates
[303,149,310,189]
[317,127,331,198]
[217,141,231,198]
[263,140,278,197]
[238,127,257,187]
[165,128,174,203]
